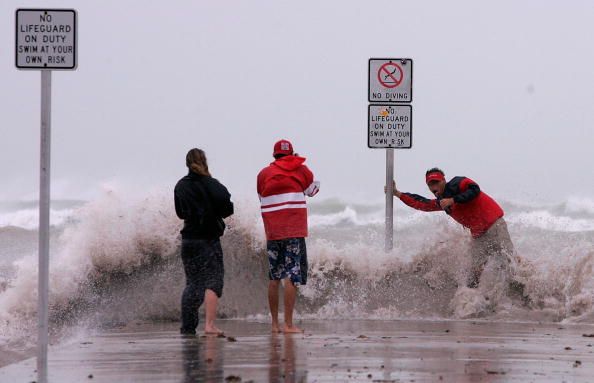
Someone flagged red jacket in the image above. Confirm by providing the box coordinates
[257,155,319,241]
[399,176,503,238]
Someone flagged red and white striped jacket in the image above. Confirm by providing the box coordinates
[257,155,320,241]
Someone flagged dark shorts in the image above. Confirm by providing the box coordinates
[267,237,308,285]
[181,239,224,297]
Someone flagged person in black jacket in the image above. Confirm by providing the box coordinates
[174,148,234,335]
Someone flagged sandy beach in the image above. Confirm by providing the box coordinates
[2,319,594,382]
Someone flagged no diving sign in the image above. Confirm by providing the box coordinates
[16,9,77,70]
[368,58,412,103]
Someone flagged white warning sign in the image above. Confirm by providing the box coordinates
[16,9,77,70]
[368,104,412,149]
[368,58,412,103]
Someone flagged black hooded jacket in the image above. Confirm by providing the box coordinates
[174,172,234,240]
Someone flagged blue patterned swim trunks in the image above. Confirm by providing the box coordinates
[267,237,308,285]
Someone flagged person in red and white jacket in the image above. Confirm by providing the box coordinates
[257,139,319,333]
[388,168,523,300]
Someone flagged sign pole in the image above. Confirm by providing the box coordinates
[385,148,394,252]
[368,58,412,253]
[38,69,51,383]
[16,9,77,382]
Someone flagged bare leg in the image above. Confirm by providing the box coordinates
[204,289,223,335]
[268,280,282,333]
[283,279,302,333]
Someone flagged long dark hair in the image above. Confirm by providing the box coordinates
[185,148,211,176]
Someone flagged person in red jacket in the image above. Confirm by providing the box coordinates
[388,168,514,291]
[257,139,320,333]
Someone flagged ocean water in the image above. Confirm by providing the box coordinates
[0,191,593,365]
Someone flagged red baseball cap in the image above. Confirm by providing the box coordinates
[426,172,445,184]
[273,139,294,156]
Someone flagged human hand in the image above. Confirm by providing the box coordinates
[305,181,320,197]
[439,198,454,209]
[384,180,401,198]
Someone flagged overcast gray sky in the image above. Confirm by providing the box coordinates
[1,0,593,204]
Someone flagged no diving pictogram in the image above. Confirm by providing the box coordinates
[369,58,412,103]
[378,62,403,88]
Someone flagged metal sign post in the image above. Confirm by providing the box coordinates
[16,9,77,383]
[367,58,413,252]
[385,149,394,251]
[38,69,51,383]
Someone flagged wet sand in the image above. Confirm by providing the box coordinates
[2,319,594,382]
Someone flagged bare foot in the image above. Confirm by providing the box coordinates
[283,325,303,334]
[204,325,224,336]
[271,323,282,334]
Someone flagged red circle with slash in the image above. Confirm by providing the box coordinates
[377,62,404,88]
